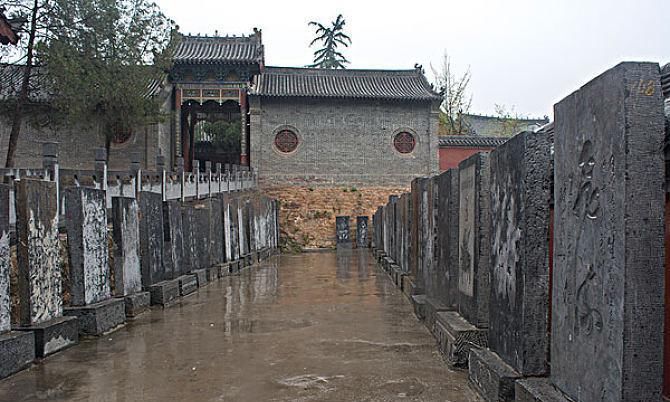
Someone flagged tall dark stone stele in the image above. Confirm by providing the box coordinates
[229,197,240,260]
[336,216,351,247]
[458,152,490,328]
[435,168,459,309]
[550,62,665,402]
[65,187,110,306]
[209,198,225,265]
[163,200,185,278]
[15,179,78,357]
[356,216,368,248]
[138,191,167,286]
[0,184,35,378]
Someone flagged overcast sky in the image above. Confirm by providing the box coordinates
[157,0,669,119]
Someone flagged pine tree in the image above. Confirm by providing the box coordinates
[308,14,351,69]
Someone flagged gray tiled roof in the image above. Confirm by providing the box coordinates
[461,113,549,137]
[251,66,441,100]
[174,34,263,65]
[438,136,509,147]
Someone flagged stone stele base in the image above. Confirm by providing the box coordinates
[191,269,208,287]
[123,292,150,318]
[434,311,487,368]
[149,279,180,306]
[469,347,522,402]
[0,330,35,379]
[16,316,79,358]
[424,297,451,336]
[64,297,126,336]
[206,266,221,281]
[178,275,198,296]
[410,294,427,321]
[402,276,416,299]
[514,378,572,402]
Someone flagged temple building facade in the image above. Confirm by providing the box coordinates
[0,30,440,185]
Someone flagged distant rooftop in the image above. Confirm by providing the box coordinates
[251,66,441,101]
[173,31,264,65]
[460,113,549,137]
[439,136,509,148]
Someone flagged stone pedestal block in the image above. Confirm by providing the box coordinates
[468,348,522,402]
[401,276,416,299]
[191,269,208,287]
[149,280,179,306]
[123,292,150,318]
[410,294,427,321]
[514,379,570,402]
[64,297,125,336]
[424,297,451,335]
[177,275,198,296]
[458,153,490,328]
[0,331,35,379]
[207,266,222,281]
[434,311,487,368]
[17,316,78,358]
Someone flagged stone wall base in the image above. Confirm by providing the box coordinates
[206,266,221,281]
[64,298,126,336]
[514,378,572,402]
[411,294,427,321]
[123,292,150,318]
[469,348,522,402]
[0,331,35,379]
[191,269,208,287]
[424,298,452,336]
[17,316,79,357]
[149,280,180,306]
[401,276,415,299]
[434,311,487,368]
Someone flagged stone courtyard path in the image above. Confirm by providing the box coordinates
[0,250,481,402]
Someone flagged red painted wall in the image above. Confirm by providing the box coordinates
[439,146,496,171]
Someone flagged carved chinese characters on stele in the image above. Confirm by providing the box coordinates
[552,62,665,402]
[458,163,475,298]
[16,179,62,325]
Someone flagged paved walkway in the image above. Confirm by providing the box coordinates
[0,250,481,402]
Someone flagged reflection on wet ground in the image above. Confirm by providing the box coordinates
[0,250,481,402]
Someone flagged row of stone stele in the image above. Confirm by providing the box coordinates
[0,181,279,381]
[372,61,668,402]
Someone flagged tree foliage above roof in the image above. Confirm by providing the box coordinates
[308,14,351,69]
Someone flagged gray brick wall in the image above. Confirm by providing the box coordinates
[249,97,439,186]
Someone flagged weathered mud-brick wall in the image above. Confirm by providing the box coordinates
[111,197,142,296]
[458,153,490,328]
[488,130,552,374]
[550,62,665,402]
[16,179,62,326]
[65,188,110,306]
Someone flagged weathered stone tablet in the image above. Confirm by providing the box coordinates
[163,200,185,278]
[65,187,110,306]
[551,62,665,402]
[138,191,166,286]
[356,216,368,248]
[336,216,351,247]
[0,185,10,333]
[111,197,142,296]
[436,168,459,309]
[458,152,490,328]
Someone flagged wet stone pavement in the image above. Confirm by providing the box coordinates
[0,250,481,402]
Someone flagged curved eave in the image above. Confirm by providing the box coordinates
[249,93,440,102]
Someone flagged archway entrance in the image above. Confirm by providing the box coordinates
[181,100,242,169]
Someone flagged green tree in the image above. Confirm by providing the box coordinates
[39,0,176,159]
[2,0,55,168]
[431,51,472,135]
[308,14,351,69]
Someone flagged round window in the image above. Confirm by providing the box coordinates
[274,129,299,153]
[393,132,416,154]
[111,123,133,144]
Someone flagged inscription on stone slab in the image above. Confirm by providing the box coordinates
[356,216,368,247]
[552,62,665,402]
[458,164,476,298]
[138,192,165,286]
[457,153,490,327]
[222,197,232,262]
[237,202,246,257]
[229,198,240,260]
[0,185,10,332]
[181,204,196,272]
[65,187,110,306]
[16,179,62,325]
[489,131,551,376]
[111,197,142,296]
[209,199,224,265]
[336,216,350,245]
[163,200,185,278]
[435,169,459,308]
